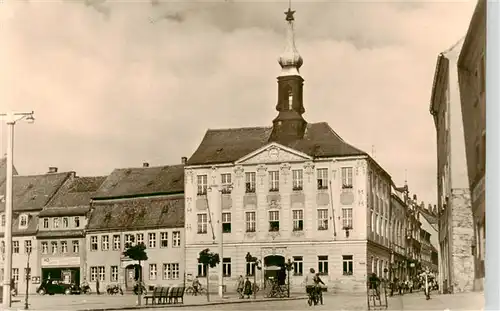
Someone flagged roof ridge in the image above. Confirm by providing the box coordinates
[13,171,74,178]
[207,126,271,132]
[114,164,184,171]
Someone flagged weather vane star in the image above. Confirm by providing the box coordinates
[285,7,295,21]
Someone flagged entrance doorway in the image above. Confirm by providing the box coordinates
[263,255,285,289]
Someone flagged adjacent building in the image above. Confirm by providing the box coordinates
[0,168,74,293]
[457,0,486,292]
[36,174,106,287]
[86,163,185,291]
[430,38,475,293]
[184,8,393,293]
[389,186,408,281]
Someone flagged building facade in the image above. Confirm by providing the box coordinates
[36,175,106,288]
[430,38,475,293]
[0,169,74,293]
[389,186,408,282]
[457,0,486,292]
[184,8,393,293]
[85,163,185,292]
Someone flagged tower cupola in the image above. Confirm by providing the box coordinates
[270,6,307,144]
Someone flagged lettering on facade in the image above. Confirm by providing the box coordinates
[42,257,80,267]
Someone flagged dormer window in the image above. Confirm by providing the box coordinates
[74,217,80,228]
[62,217,69,228]
[53,218,60,229]
[19,214,28,229]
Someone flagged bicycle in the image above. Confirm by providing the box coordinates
[306,286,320,306]
[185,285,206,296]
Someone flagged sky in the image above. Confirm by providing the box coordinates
[0,0,476,206]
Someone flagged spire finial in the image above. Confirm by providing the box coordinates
[278,2,303,76]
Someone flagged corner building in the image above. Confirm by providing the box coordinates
[184,8,393,293]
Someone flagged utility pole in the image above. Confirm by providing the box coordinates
[0,111,35,308]
[217,184,233,299]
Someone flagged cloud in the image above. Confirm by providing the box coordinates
[0,0,476,204]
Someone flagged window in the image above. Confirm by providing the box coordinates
[269,171,279,192]
[124,234,135,248]
[12,268,19,281]
[221,173,232,193]
[342,208,353,229]
[246,262,255,276]
[317,209,328,230]
[43,218,49,228]
[269,211,279,232]
[246,212,256,232]
[61,241,68,253]
[317,169,328,189]
[62,217,69,228]
[149,264,157,280]
[341,167,353,188]
[292,169,303,190]
[293,256,303,276]
[98,266,105,281]
[101,235,109,251]
[292,210,304,231]
[51,242,57,254]
[160,232,168,248]
[41,242,48,254]
[245,172,256,193]
[90,267,98,282]
[197,175,208,195]
[72,240,79,253]
[74,217,80,228]
[318,256,328,275]
[1,214,5,227]
[53,218,60,229]
[222,213,231,233]
[136,233,144,245]
[113,235,121,250]
[19,214,28,228]
[197,263,207,277]
[343,255,353,276]
[163,263,180,280]
[25,240,32,255]
[111,266,118,282]
[222,258,231,277]
[172,231,181,247]
[148,233,156,248]
[197,213,208,234]
[12,241,19,254]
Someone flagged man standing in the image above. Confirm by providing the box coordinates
[96,278,100,295]
[237,275,245,298]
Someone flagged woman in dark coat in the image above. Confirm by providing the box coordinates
[243,277,253,298]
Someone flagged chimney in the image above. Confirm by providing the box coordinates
[143,162,149,168]
[48,167,58,173]
[181,157,187,165]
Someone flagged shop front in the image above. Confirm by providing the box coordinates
[40,257,81,285]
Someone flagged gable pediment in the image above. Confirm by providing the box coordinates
[235,143,312,165]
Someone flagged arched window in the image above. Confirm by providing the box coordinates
[288,90,293,110]
[19,214,28,228]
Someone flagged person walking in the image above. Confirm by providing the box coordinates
[96,278,100,295]
[243,277,253,299]
[237,275,245,298]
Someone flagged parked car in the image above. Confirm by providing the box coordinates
[36,279,80,295]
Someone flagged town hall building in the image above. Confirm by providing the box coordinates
[184,8,393,293]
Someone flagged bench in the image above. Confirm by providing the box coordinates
[164,286,185,304]
[157,286,169,304]
[144,287,162,305]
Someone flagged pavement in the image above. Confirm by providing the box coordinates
[0,290,484,311]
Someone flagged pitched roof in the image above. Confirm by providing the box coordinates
[87,194,184,232]
[40,176,106,217]
[0,157,19,187]
[93,165,184,200]
[0,213,38,237]
[0,172,73,212]
[187,122,367,166]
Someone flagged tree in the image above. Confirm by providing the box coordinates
[123,243,148,306]
[198,248,220,302]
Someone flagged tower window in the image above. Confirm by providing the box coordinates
[288,91,293,110]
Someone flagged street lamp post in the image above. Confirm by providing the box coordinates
[0,111,35,308]
[284,258,293,298]
[24,249,31,310]
[217,184,232,299]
